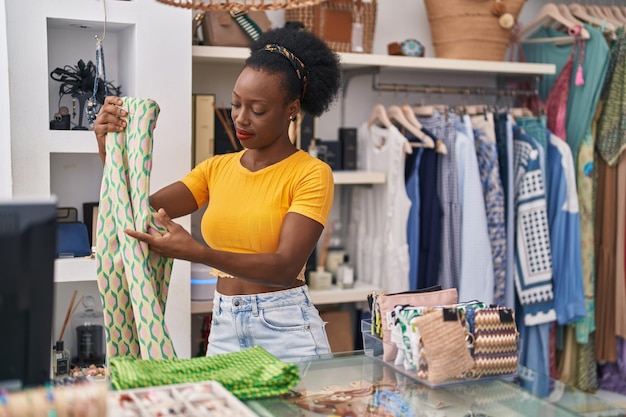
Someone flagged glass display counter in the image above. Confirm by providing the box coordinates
[244,351,626,417]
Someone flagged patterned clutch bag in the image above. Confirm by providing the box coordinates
[411,308,475,384]
[472,307,519,377]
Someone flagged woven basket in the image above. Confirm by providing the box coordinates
[156,0,326,11]
[424,0,527,61]
[285,0,377,53]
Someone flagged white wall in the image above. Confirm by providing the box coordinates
[0,1,12,198]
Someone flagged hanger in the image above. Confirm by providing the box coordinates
[410,104,448,118]
[509,107,534,118]
[570,3,617,39]
[368,104,413,154]
[585,5,623,29]
[517,3,590,44]
[462,104,488,116]
[387,105,434,151]
[609,6,626,25]
[401,104,448,154]
[368,103,393,128]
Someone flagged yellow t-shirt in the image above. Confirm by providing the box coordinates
[180,150,334,279]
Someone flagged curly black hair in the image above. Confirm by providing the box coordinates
[246,27,342,117]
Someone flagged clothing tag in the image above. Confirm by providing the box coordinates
[499,309,514,323]
[351,22,364,53]
[386,311,395,330]
[443,308,458,322]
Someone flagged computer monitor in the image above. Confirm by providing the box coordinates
[0,200,57,390]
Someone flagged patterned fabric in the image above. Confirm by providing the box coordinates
[96,97,176,360]
[109,345,300,400]
[512,127,556,326]
[418,111,461,290]
[545,46,575,142]
[494,113,516,309]
[597,28,626,166]
[573,129,596,343]
[515,117,548,194]
[473,307,519,377]
[576,337,599,392]
[471,115,507,307]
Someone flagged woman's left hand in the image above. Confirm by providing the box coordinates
[125,208,204,261]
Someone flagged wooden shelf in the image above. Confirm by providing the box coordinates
[48,130,98,154]
[333,171,385,185]
[192,46,556,76]
[191,281,382,314]
[54,257,96,283]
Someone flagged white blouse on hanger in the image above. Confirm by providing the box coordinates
[349,122,411,293]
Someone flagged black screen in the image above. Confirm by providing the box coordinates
[0,201,56,390]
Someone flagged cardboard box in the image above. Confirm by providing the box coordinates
[320,310,354,353]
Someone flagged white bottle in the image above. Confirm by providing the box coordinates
[337,254,354,289]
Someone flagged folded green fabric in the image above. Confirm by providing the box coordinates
[109,345,300,400]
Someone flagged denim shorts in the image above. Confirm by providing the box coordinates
[206,285,331,361]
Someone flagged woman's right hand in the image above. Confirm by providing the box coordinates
[94,96,127,163]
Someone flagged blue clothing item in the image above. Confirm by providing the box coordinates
[207,286,331,360]
[515,116,549,196]
[517,317,552,399]
[406,145,424,291]
[473,126,507,306]
[513,126,557,326]
[417,143,441,290]
[522,24,609,161]
[547,132,586,325]
[494,113,516,308]
[455,124,494,304]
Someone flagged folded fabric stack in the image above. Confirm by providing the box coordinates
[109,345,300,400]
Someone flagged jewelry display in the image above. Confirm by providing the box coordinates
[108,381,257,417]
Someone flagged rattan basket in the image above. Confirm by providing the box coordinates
[424,0,527,61]
[285,0,377,53]
[156,0,326,11]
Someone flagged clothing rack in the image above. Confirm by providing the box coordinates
[372,73,540,98]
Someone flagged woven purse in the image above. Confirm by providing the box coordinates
[472,307,520,377]
[284,0,377,53]
[411,308,475,384]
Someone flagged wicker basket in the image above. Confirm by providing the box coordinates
[285,0,377,53]
[424,0,527,61]
[156,0,326,11]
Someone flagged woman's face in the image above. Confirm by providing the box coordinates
[231,67,298,150]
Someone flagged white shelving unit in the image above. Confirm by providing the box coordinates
[192,45,556,76]
[4,0,193,357]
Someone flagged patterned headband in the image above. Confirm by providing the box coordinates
[264,44,308,100]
